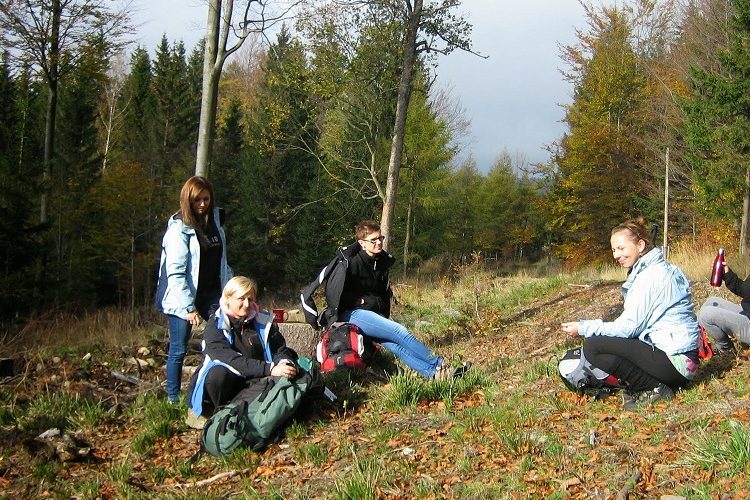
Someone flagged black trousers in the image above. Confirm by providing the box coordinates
[583,336,688,392]
[199,365,247,417]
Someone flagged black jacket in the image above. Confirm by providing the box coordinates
[724,268,750,318]
[201,309,298,378]
[301,242,395,328]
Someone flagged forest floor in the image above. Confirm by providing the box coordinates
[1,276,750,498]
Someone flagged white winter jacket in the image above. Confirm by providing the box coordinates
[154,207,232,319]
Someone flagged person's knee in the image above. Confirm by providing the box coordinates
[204,366,232,389]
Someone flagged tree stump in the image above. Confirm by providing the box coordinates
[276,322,320,358]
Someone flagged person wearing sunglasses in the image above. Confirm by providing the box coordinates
[301,220,468,381]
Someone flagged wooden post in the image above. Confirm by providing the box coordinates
[663,148,669,258]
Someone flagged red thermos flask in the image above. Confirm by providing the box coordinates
[710,248,725,287]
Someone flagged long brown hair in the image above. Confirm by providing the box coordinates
[179,176,215,240]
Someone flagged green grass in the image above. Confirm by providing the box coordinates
[127,393,181,456]
[333,448,384,500]
[294,442,328,466]
[376,368,488,411]
[22,392,108,434]
[681,422,750,474]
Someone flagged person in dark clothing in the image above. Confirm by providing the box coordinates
[186,276,298,426]
[301,220,467,380]
[698,254,750,354]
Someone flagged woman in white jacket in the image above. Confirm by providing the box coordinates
[561,219,700,409]
[154,176,232,403]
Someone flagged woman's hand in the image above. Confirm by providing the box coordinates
[271,361,298,378]
[187,311,202,326]
[561,322,580,338]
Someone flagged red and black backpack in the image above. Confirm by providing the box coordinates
[316,322,374,373]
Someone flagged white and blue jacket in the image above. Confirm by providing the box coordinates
[578,247,700,355]
[154,207,232,319]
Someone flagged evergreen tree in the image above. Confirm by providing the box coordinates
[0,55,44,317]
[119,47,158,172]
[241,27,323,287]
[684,0,750,252]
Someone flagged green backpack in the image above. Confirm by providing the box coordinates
[201,358,322,456]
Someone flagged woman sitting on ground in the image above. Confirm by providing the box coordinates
[301,219,470,381]
[186,276,298,426]
[561,218,701,409]
[698,252,750,355]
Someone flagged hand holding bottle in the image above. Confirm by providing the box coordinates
[710,248,725,287]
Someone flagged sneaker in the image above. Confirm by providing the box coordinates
[452,361,472,379]
[713,345,737,358]
[185,411,207,430]
[622,383,674,409]
[621,391,638,411]
[433,364,453,382]
[640,383,675,405]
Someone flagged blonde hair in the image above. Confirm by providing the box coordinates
[222,276,257,301]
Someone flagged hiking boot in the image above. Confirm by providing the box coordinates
[185,411,207,430]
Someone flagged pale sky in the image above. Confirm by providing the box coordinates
[132,0,587,172]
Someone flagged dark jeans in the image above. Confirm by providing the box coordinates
[583,336,688,392]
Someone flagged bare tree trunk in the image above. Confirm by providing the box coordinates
[741,164,750,256]
[380,0,422,250]
[195,0,227,177]
[130,232,136,324]
[403,170,414,274]
[41,0,62,224]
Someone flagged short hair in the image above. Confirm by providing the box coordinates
[611,218,654,251]
[355,220,380,240]
[222,276,257,300]
[179,176,215,230]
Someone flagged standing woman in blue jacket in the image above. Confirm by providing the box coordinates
[561,218,700,409]
[154,176,232,403]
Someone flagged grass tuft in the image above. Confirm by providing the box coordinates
[681,422,750,474]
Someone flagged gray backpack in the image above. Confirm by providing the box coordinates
[558,347,624,396]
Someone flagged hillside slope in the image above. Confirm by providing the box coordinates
[1,279,749,498]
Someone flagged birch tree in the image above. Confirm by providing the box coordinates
[195,0,302,177]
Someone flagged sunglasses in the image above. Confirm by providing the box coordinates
[361,236,384,245]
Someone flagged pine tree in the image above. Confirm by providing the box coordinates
[684,0,750,252]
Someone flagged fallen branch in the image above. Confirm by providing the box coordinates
[169,469,250,489]
[616,470,642,500]
[111,370,144,385]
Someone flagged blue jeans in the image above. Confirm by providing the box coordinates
[166,315,191,402]
[342,309,442,378]
[165,297,219,402]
